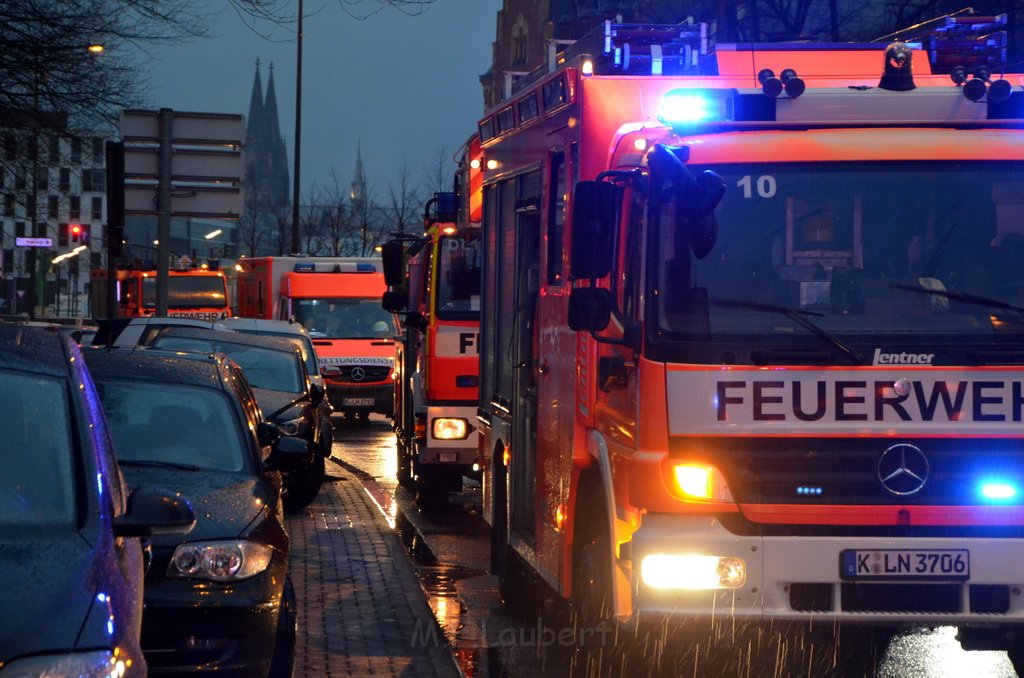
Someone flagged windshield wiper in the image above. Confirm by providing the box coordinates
[119,459,201,471]
[890,282,1024,324]
[712,298,864,364]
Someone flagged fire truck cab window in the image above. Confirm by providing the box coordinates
[652,162,1024,359]
[437,234,482,317]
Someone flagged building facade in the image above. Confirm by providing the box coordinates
[0,127,108,316]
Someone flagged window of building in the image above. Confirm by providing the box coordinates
[3,133,14,161]
[49,137,61,164]
[92,138,104,164]
[70,138,81,164]
[15,222,25,238]
[47,195,58,220]
[36,166,48,192]
[91,196,103,221]
[69,196,80,221]
[82,169,105,192]
[59,168,70,192]
[14,172,26,191]
[3,194,13,218]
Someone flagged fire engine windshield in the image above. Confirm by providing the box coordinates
[652,162,1024,363]
[436,234,482,319]
[141,276,227,309]
[294,299,397,340]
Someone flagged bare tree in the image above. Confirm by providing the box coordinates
[381,164,423,246]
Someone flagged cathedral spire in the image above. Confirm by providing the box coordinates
[247,58,264,139]
[350,141,366,204]
[264,62,282,145]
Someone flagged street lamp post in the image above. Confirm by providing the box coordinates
[291,0,303,256]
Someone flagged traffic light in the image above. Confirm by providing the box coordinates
[69,223,83,243]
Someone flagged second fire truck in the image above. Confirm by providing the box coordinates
[473,15,1024,671]
[383,184,483,510]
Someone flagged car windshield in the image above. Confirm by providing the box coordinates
[293,298,396,339]
[0,370,76,529]
[94,380,247,472]
[152,336,304,393]
[237,330,319,377]
[436,233,482,318]
[652,161,1024,359]
[142,276,227,309]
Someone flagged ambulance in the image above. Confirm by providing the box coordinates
[235,256,396,419]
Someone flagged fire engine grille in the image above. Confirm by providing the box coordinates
[333,365,390,383]
[673,437,1024,506]
[788,583,1010,614]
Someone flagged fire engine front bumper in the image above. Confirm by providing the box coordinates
[325,382,393,417]
[416,405,479,467]
[628,513,1024,626]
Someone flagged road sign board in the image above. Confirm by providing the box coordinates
[119,109,245,219]
[16,237,53,247]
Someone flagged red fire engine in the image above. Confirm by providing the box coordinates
[235,256,396,419]
[383,179,483,510]
[90,259,231,320]
[474,15,1024,668]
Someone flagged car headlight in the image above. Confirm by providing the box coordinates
[2,650,128,678]
[275,414,309,436]
[168,541,275,582]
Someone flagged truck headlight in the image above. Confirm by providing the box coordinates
[432,417,471,440]
[641,554,746,590]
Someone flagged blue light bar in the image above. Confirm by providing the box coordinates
[658,89,731,125]
[293,262,316,272]
[356,262,378,272]
[980,481,1018,501]
[796,486,823,496]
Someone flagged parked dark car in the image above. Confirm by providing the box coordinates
[210,317,334,453]
[0,324,194,677]
[83,346,310,677]
[148,326,329,510]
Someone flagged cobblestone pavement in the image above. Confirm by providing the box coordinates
[285,457,461,678]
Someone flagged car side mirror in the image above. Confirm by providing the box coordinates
[256,421,279,447]
[266,435,314,472]
[115,486,195,538]
[309,382,325,405]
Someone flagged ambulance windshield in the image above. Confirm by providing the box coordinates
[294,298,397,339]
[653,162,1024,361]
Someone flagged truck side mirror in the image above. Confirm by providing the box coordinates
[570,181,620,280]
[382,290,408,313]
[568,287,612,332]
[381,241,406,288]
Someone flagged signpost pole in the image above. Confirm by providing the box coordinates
[156,108,173,317]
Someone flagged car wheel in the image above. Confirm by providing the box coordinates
[267,576,296,678]
[284,453,325,511]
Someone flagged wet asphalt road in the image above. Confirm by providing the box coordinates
[328,415,1018,678]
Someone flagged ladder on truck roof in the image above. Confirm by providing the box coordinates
[503,10,1013,98]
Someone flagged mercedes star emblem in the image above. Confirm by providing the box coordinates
[877,443,929,496]
[350,366,366,382]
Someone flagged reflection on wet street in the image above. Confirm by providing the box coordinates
[332,415,1019,678]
